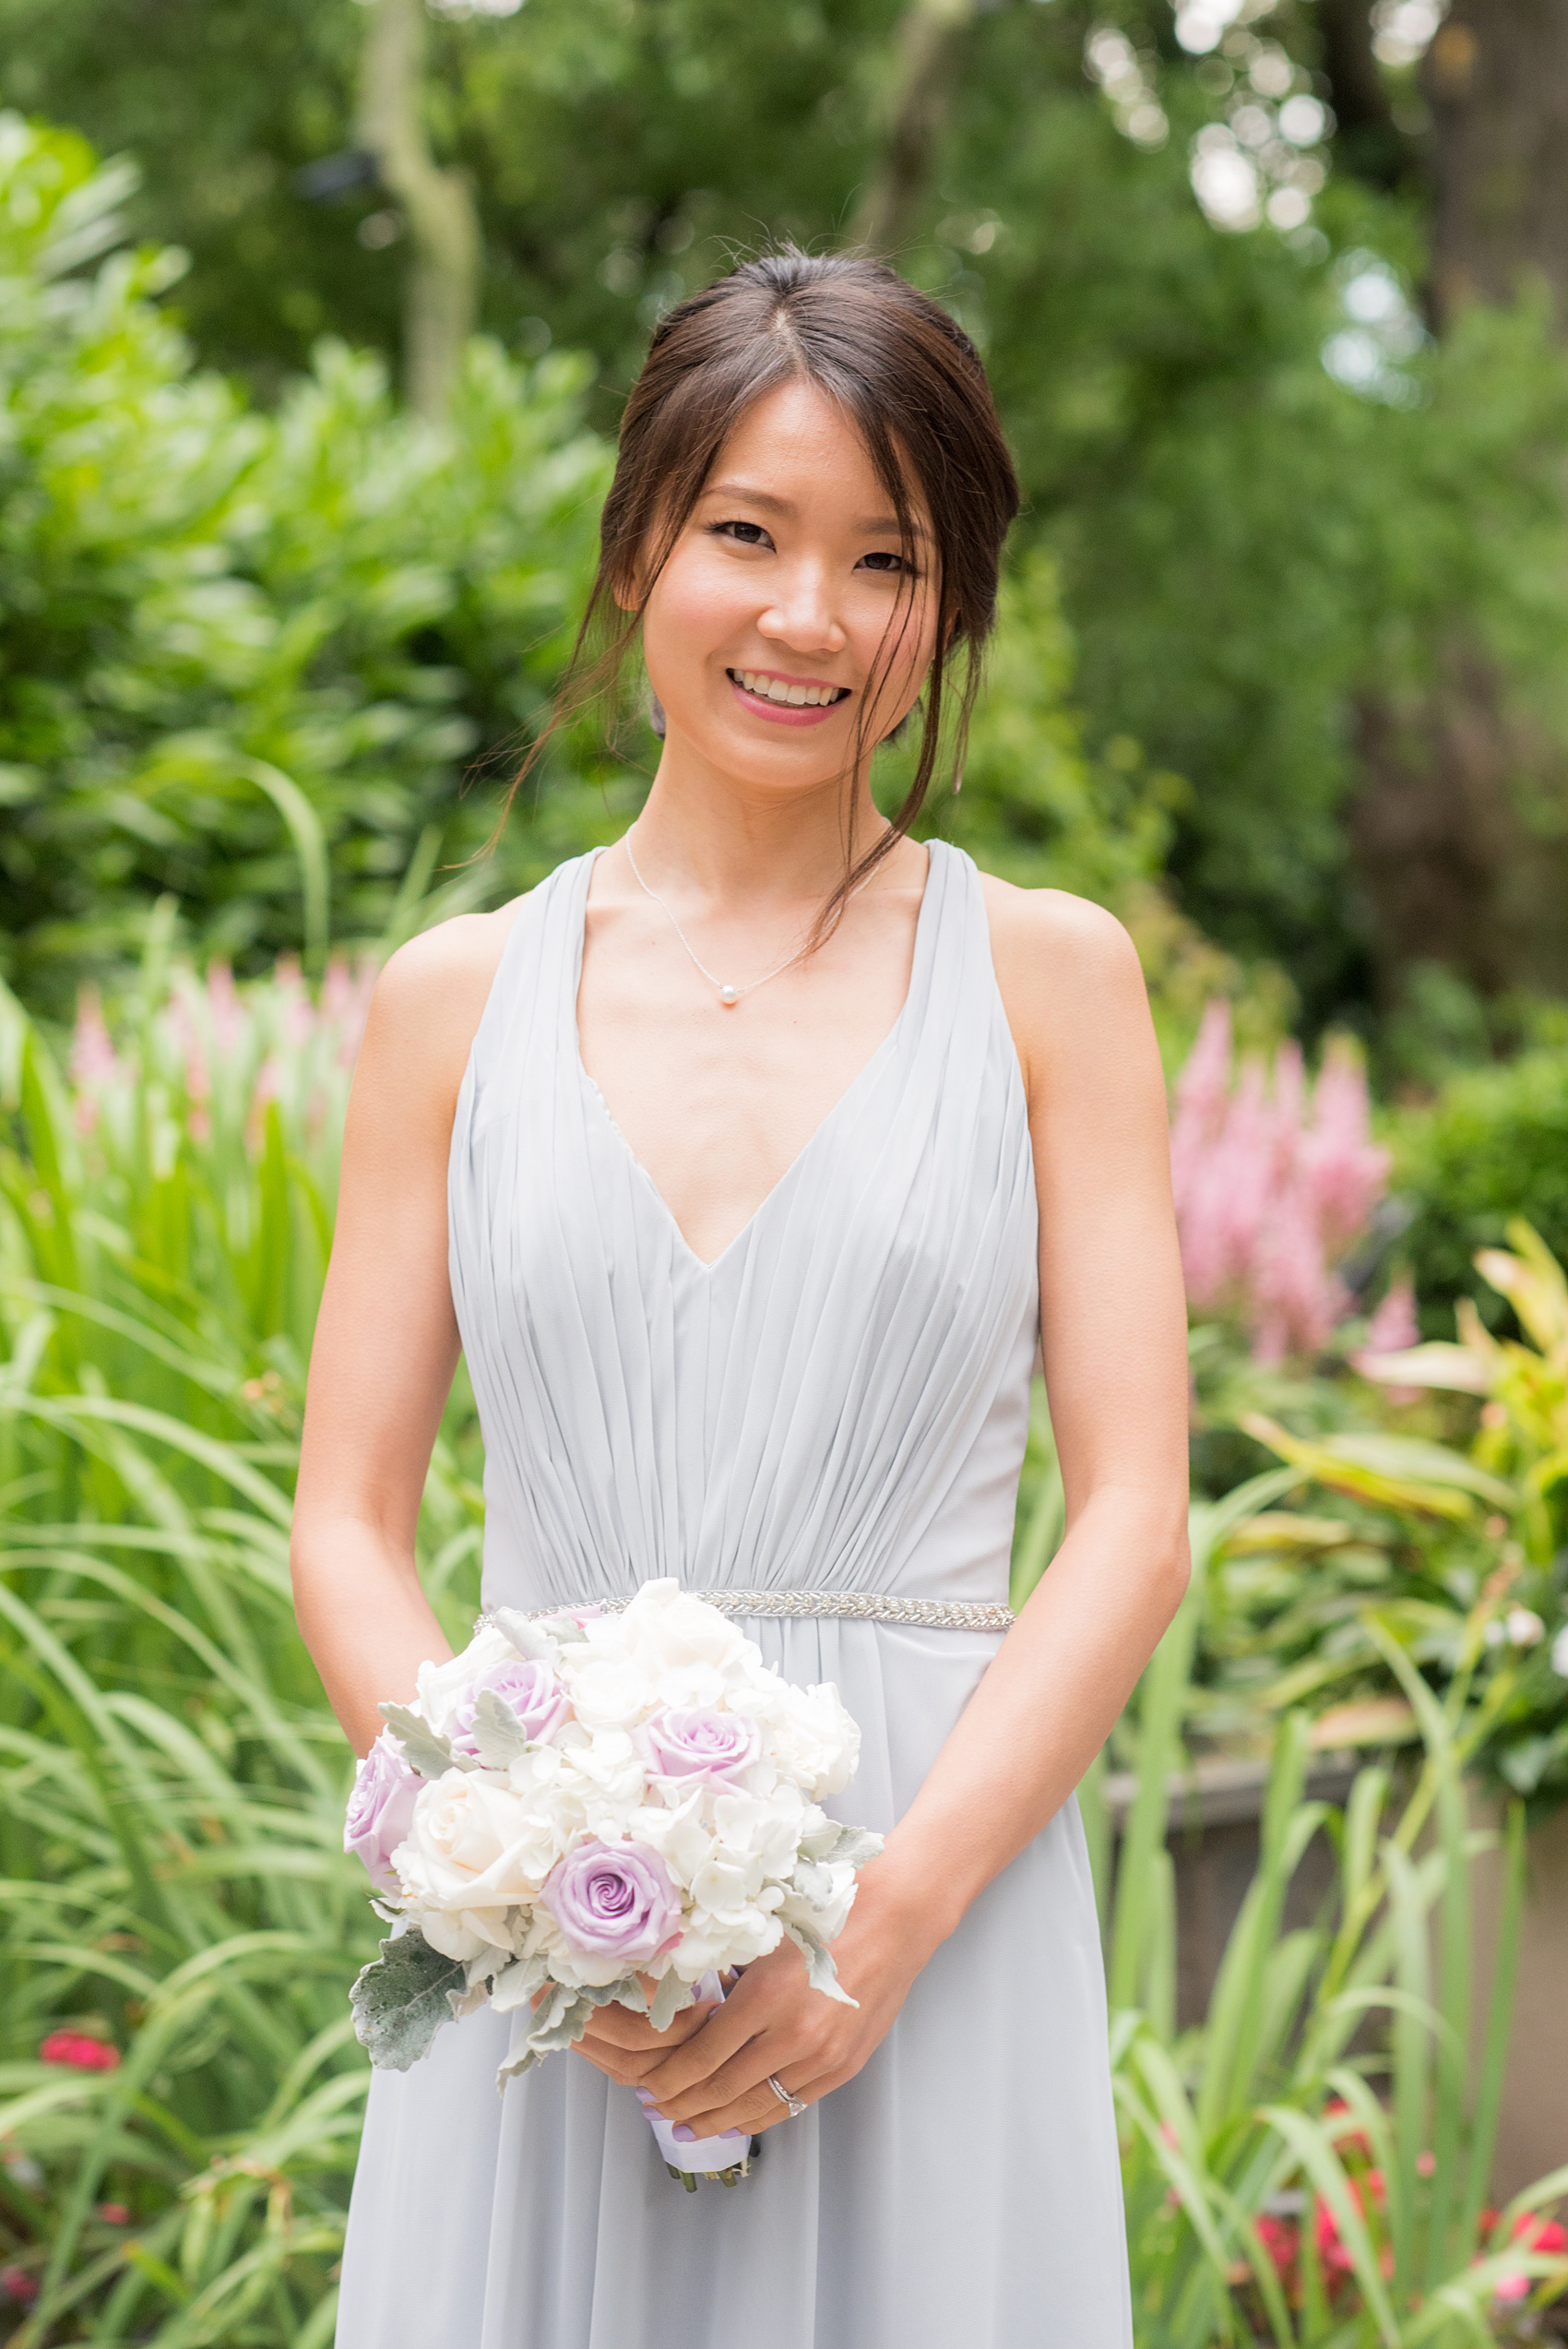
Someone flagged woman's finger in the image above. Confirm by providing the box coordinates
[637,1995,761,2101]
[578,1997,716,2055]
[659,2066,837,2144]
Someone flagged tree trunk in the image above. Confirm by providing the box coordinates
[357,0,481,421]
[1348,0,1568,1003]
[851,0,976,256]
[1348,661,1568,1000]
[1423,0,1568,328]
[1313,0,1420,189]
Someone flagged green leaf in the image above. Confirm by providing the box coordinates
[349,1931,469,2070]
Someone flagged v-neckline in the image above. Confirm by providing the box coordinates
[571,841,940,1277]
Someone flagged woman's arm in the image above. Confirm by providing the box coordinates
[633,884,1190,2137]
[291,913,514,1756]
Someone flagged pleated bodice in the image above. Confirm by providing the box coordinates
[447,839,1040,1618]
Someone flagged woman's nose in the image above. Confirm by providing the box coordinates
[756,566,847,655]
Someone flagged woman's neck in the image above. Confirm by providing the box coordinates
[629,740,896,910]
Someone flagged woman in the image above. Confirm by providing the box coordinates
[293,250,1190,2349]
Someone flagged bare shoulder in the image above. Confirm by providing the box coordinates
[978,873,1152,1095]
[351,899,529,1135]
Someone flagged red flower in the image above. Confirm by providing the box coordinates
[1481,2209,1568,2303]
[1314,2172,1387,2281]
[95,2201,131,2226]
[40,2031,119,2072]
[0,2266,38,2304]
[1256,2215,1299,2277]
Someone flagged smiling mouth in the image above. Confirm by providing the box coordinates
[728,669,851,709]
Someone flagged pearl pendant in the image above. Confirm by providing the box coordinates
[719,985,740,1007]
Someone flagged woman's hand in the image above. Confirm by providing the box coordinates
[629,1866,934,2142]
[567,1980,719,2089]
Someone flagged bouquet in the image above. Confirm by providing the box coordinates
[344,1580,883,2182]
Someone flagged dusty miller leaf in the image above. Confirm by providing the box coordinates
[821,1825,885,1870]
[525,1983,594,2059]
[648,1969,697,2032]
[379,1701,464,1779]
[488,1608,558,1663]
[784,1922,858,2008]
[469,1688,533,1769]
[488,1950,553,2013]
[350,1930,469,2069]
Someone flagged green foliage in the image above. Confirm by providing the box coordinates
[932,550,1180,907]
[1395,1052,1568,1331]
[0,950,483,2339]
[0,113,618,1015]
[1095,1535,1568,2348]
[6,3,1568,1024]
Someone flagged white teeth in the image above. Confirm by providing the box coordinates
[734,670,845,708]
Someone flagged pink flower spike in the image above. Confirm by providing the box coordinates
[95,2201,130,2225]
[0,2265,39,2304]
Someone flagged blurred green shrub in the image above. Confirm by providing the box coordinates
[1394,1053,1568,1331]
[0,113,614,1015]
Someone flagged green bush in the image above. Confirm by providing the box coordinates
[1395,1051,1568,1331]
[0,113,615,1015]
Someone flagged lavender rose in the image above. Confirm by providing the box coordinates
[644,1706,760,1784]
[448,1659,571,1757]
[541,1839,682,1963]
[344,1730,422,1890]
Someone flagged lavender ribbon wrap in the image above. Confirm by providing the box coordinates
[637,1972,751,2178]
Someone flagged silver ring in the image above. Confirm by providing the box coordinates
[766,2073,808,2119]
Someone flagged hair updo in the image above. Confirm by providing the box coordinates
[511,247,1020,915]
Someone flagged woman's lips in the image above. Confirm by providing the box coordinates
[726,671,851,728]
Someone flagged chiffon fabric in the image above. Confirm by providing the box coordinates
[335,841,1132,2349]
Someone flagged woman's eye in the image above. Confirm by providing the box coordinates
[712,519,772,548]
[859,550,912,576]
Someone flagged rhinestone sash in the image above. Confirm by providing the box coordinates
[516,1589,1016,1633]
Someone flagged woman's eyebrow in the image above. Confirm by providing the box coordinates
[700,481,931,539]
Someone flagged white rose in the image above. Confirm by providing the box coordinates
[416,1909,495,1964]
[397,1768,565,1919]
[414,1628,516,1735]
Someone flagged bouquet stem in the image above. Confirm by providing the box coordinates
[639,1972,752,2186]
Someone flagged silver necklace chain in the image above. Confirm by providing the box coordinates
[623,829,873,1008]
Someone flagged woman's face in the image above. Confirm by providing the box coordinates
[636,377,939,799]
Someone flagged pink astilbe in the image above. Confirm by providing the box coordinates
[1170,1003,1391,1364]
[1353,1272,1420,1401]
[68,989,122,1133]
[321,955,377,1068]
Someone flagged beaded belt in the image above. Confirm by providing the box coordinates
[517,1589,1016,1633]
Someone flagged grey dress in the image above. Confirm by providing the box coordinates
[335,840,1132,2349]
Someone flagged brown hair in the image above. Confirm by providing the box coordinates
[507,247,1020,920]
